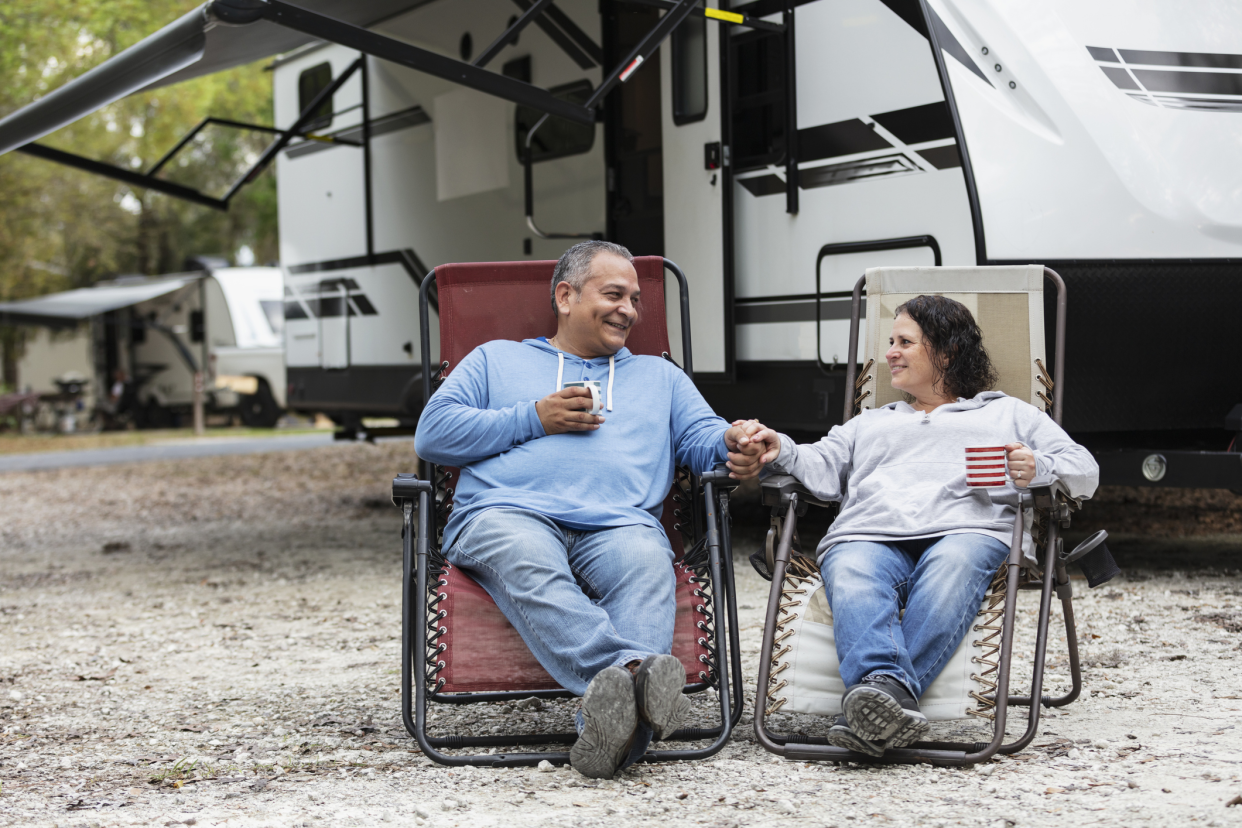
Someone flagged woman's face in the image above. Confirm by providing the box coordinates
[886,313,941,399]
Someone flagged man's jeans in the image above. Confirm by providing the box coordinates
[820,533,1010,698]
[447,508,677,764]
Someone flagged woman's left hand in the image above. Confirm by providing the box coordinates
[1005,443,1036,488]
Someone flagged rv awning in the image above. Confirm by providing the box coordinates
[0,0,428,157]
[0,276,200,328]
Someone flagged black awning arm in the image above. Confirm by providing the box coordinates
[13,59,366,212]
[475,0,557,68]
[614,0,786,32]
[146,116,360,178]
[16,143,228,211]
[509,0,597,69]
[222,54,362,201]
[255,0,596,125]
[585,0,704,110]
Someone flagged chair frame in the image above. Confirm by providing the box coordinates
[392,258,744,767]
[752,266,1087,766]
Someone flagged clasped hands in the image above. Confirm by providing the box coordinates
[536,387,779,481]
[724,420,781,481]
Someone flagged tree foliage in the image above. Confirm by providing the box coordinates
[0,0,279,301]
[0,0,280,383]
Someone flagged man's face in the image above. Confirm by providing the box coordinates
[556,253,641,357]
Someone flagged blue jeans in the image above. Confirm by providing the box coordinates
[820,533,1010,697]
[447,508,677,764]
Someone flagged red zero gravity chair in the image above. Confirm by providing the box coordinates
[391,258,743,767]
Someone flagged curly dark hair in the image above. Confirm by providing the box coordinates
[893,294,998,400]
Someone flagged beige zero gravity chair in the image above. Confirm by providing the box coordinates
[752,266,1119,766]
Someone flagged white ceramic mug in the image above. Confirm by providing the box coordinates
[562,380,602,416]
[965,445,1008,488]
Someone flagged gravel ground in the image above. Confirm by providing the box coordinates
[1,442,1241,828]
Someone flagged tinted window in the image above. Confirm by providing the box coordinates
[515,80,596,163]
[298,63,334,132]
[672,15,708,124]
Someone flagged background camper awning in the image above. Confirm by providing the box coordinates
[0,0,430,157]
[0,276,200,328]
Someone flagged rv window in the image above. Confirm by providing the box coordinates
[515,80,596,163]
[260,300,284,335]
[730,29,785,170]
[298,63,334,132]
[672,14,708,124]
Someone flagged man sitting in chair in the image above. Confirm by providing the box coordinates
[742,295,1098,756]
[415,240,770,778]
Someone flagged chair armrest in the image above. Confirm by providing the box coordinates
[699,464,740,490]
[392,472,433,507]
[760,474,835,511]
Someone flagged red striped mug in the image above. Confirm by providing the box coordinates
[965,446,1009,488]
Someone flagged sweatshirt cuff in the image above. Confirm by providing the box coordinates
[519,400,547,442]
[1027,449,1056,488]
[767,433,797,474]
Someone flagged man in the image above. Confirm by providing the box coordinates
[415,241,771,778]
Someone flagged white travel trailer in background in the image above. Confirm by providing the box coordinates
[1,0,1240,487]
[0,267,287,428]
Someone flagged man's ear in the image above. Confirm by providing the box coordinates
[555,281,576,317]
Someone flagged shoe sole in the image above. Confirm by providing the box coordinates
[634,654,691,741]
[842,685,930,747]
[570,667,637,779]
[827,723,885,758]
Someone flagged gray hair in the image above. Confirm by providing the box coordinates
[550,240,633,314]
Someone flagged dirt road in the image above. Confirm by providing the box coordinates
[1,442,1240,828]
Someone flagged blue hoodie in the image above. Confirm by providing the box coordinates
[415,338,731,550]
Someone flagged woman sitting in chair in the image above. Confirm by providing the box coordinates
[745,294,1098,756]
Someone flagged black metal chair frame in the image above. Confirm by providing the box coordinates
[391,259,744,767]
[753,267,1092,766]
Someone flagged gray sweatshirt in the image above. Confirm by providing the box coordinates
[767,392,1099,558]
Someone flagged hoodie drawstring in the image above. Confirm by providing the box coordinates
[553,350,614,412]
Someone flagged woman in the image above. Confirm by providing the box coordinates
[745,294,1098,756]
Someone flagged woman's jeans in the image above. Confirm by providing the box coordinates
[820,533,1010,698]
[447,508,678,765]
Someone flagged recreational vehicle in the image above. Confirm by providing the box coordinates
[0,268,287,428]
[1,0,1240,487]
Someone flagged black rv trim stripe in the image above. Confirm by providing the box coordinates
[287,249,429,284]
[871,101,955,145]
[1118,48,1242,70]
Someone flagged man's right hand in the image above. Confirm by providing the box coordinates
[536,387,605,435]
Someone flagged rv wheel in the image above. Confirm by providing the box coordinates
[239,379,281,428]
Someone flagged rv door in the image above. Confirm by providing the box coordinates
[660,9,727,375]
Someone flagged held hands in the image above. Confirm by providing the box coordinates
[1006,443,1036,489]
[724,419,782,480]
[536,387,604,435]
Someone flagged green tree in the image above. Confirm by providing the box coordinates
[0,0,279,384]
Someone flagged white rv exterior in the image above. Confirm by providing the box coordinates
[125,268,287,426]
[4,0,1240,481]
[268,0,1242,455]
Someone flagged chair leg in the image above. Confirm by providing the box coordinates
[999,526,1062,754]
[643,477,736,762]
[753,494,800,757]
[717,488,747,729]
